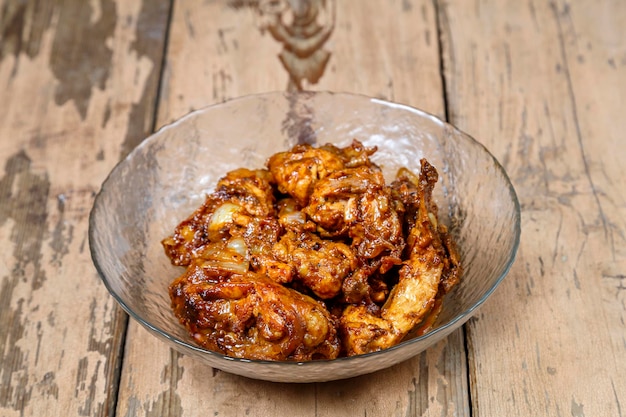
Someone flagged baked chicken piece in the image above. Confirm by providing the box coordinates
[339,159,461,356]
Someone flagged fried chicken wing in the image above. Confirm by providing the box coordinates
[272,230,356,299]
[266,144,345,206]
[304,165,384,236]
[305,165,405,302]
[216,168,276,217]
[340,159,455,356]
[162,168,275,266]
[169,256,340,361]
[391,163,463,295]
[266,140,378,207]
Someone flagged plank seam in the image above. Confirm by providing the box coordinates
[150,0,176,134]
[433,1,473,416]
[433,0,450,122]
[107,309,129,417]
[109,1,175,416]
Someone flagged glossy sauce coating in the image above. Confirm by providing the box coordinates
[162,140,462,360]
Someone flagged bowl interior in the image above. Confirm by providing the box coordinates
[89,91,520,382]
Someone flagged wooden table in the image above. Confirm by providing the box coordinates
[1,1,624,416]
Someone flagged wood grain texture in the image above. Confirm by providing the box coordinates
[0,1,170,416]
[115,1,469,416]
[5,0,623,416]
[438,0,626,415]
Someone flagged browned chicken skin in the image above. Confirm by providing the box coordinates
[162,140,461,360]
[170,259,340,361]
[272,230,356,299]
[162,168,276,266]
[340,159,461,355]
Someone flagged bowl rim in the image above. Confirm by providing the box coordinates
[88,90,522,368]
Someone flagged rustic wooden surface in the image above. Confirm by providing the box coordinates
[0,1,624,416]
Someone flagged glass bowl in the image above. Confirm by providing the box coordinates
[89,91,520,383]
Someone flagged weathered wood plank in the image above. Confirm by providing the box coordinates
[0,1,170,416]
[116,1,469,416]
[438,0,626,415]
